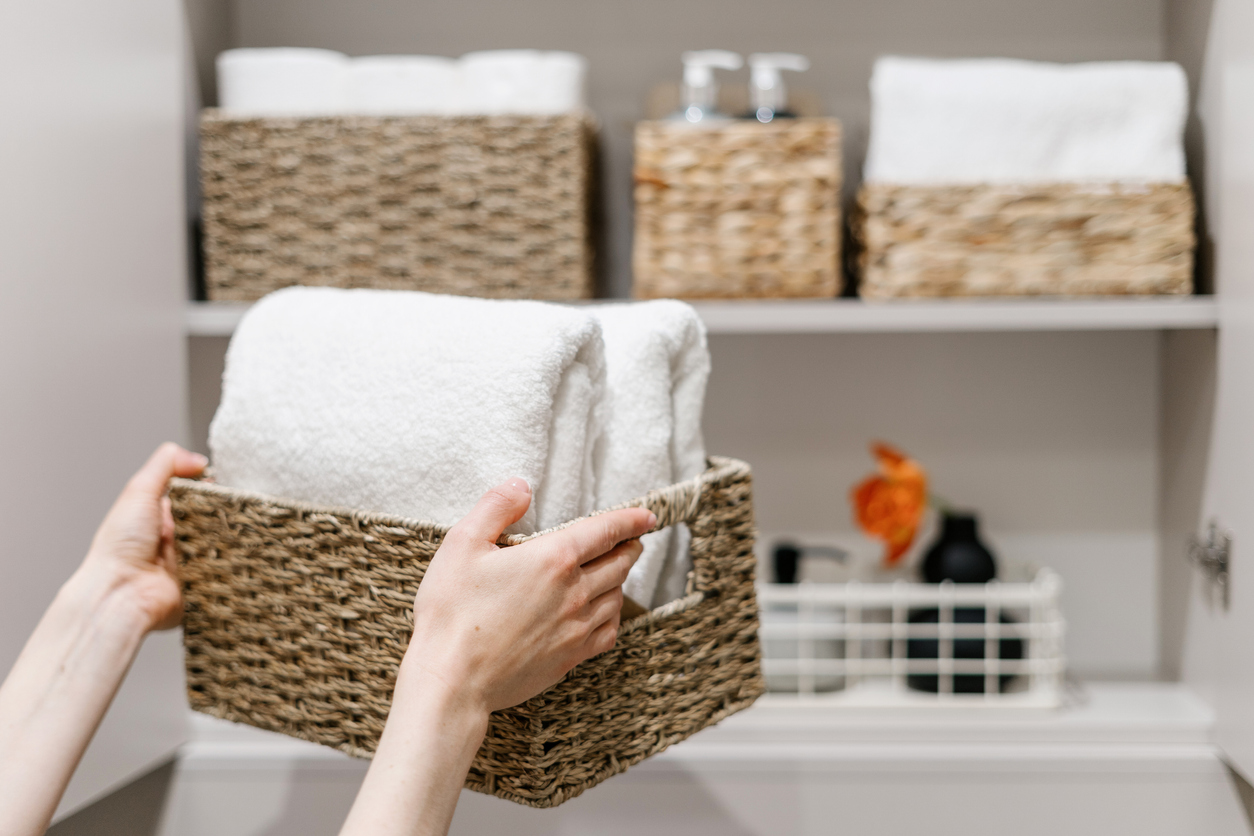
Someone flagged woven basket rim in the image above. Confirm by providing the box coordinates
[858,179,1190,192]
[169,454,749,547]
[200,107,600,130]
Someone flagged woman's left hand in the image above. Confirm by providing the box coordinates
[82,442,208,632]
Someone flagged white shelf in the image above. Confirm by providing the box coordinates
[186,297,1219,338]
[187,301,251,337]
[181,682,1213,763]
[693,296,1219,334]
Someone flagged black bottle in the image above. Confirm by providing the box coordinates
[921,513,997,584]
[908,512,1020,694]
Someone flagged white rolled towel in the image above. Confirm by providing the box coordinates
[460,50,544,114]
[864,56,1188,184]
[216,48,349,116]
[460,50,586,114]
[209,287,605,535]
[534,52,588,114]
[346,55,461,115]
[591,301,710,608]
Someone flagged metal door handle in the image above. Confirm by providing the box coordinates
[1189,520,1231,610]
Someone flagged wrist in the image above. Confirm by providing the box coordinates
[61,558,154,640]
[342,654,489,835]
[395,656,490,728]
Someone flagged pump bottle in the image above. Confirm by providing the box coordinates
[672,50,742,123]
[745,52,810,122]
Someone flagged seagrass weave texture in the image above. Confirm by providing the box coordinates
[633,118,842,299]
[171,457,762,808]
[853,182,1195,298]
[200,110,596,301]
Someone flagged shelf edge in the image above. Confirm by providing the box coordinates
[187,298,1220,338]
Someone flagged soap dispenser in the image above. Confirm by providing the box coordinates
[746,52,810,122]
[675,50,743,123]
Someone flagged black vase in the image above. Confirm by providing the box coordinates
[921,513,997,584]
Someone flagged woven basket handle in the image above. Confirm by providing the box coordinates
[500,457,748,546]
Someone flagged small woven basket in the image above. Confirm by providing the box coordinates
[170,457,762,808]
[853,182,1195,299]
[200,110,597,302]
[632,118,842,299]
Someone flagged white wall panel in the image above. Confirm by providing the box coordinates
[0,0,188,819]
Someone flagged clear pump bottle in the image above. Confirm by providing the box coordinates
[745,52,810,122]
[673,50,743,123]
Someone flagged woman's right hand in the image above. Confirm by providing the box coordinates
[404,478,655,716]
[342,481,655,836]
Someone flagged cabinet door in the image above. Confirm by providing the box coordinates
[0,0,187,820]
[1191,0,1254,782]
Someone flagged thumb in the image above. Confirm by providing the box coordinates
[449,478,532,546]
[126,442,208,500]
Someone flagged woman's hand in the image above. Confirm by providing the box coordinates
[81,442,208,632]
[341,479,656,836]
[407,478,654,715]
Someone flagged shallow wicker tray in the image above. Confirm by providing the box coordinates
[853,182,1195,298]
[170,456,762,808]
[200,110,597,302]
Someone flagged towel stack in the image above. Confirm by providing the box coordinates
[209,288,710,609]
[863,56,1188,184]
[216,48,588,116]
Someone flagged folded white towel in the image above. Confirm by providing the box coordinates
[346,55,461,115]
[217,48,349,116]
[216,48,587,117]
[209,287,605,535]
[864,56,1188,184]
[591,301,710,608]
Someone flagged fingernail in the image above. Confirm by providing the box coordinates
[193,453,209,468]
[508,478,531,495]
[646,512,658,529]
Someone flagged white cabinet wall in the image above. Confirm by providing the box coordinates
[1183,0,1254,786]
[0,0,190,821]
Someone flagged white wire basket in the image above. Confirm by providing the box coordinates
[757,570,1065,708]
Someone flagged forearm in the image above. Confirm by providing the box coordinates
[0,563,148,836]
[340,663,489,836]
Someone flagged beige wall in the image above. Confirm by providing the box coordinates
[191,0,1164,296]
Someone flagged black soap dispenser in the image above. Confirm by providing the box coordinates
[772,541,847,583]
[920,512,997,584]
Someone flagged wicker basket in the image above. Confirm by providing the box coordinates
[853,182,1195,299]
[633,118,842,299]
[200,110,597,302]
[170,456,762,808]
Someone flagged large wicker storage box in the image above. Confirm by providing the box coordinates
[853,182,1195,299]
[633,118,842,299]
[170,457,763,808]
[200,110,597,301]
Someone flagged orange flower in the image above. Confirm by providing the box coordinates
[851,443,928,567]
